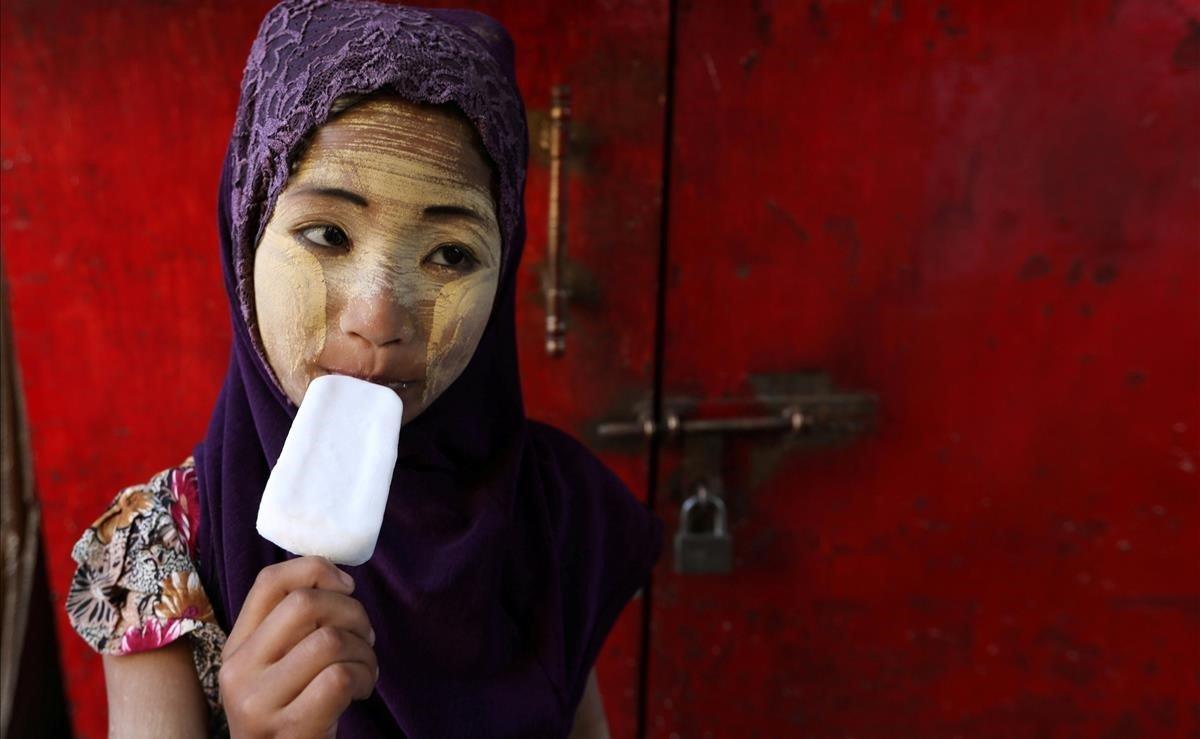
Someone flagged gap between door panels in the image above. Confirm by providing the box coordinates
[636,0,681,737]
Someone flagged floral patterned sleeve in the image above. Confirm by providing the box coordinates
[65,456,229,737]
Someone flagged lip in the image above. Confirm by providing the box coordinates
[319,367,423,386]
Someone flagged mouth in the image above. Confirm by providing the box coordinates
[319,367,423,392]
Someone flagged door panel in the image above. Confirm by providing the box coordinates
[652,1,1197,737]
[0,2,668,736]
[496,2,668,736]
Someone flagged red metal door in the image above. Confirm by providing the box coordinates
[1,2,669,737]
[647,1,1198,737]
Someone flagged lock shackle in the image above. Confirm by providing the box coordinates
[680,491,727,536]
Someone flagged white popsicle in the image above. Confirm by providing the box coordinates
[256,373,404,565]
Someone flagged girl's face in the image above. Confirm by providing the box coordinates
[252,95,501,424]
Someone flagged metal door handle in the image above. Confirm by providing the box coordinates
[542,85,571,356]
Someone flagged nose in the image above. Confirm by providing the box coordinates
[339,292,417,347]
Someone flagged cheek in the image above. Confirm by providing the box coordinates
[253,241,328,395]
[420,267,499,404]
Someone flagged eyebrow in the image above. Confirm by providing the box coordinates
[422,204,489,225]
[289,186,488,224]
[290,186,369,208]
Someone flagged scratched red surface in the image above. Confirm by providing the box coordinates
[0,2,667,737]
[650,1,1199,738]
[4,1,1197,737]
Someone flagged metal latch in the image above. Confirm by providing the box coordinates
[593,372,877,575]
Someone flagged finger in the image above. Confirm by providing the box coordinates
[237,587,374,668]
[224,556,354,661]
[283,661,377,732]
[261,626,378,707]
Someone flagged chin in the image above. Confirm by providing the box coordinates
[400,400,426,425]
[383,383,419,424]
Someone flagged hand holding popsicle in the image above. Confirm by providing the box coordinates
[219,556,378,739]
[222,374,401,735]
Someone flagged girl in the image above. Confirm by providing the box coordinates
[64,1,665,736]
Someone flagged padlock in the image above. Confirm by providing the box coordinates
[673,484,733,574]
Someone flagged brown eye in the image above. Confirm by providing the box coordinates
[298,224,349,249]
[426,244,477,270]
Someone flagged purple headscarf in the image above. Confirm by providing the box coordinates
[192,1,664,735]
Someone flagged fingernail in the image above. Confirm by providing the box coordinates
[339,570,354,588]
[374,664,380,681]
[368,627,376,645]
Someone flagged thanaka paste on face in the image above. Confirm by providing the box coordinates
[252,95,501,424]
[425,268,496,406]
